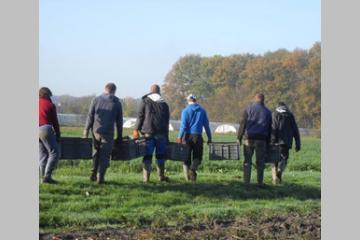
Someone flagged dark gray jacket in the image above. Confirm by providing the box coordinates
[85,93,123,138]
[238,102,272,141]
[271,106,301,149]
[134,93,170,136]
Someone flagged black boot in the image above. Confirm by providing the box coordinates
[97,169,106,184]
[90,170,97,182]
[157,163,169,182]
[43,176,58,184]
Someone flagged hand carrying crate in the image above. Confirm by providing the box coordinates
[265,144,281,163]
[59,137,93,160]
[208,142,240,160]
[165,143,190,161]
[111,137,147,161]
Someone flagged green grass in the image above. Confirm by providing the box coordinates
[40,127,321,234]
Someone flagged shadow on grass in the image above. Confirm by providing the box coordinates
[103,180,320,201]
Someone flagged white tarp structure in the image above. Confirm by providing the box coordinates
[215,124,237,134]
[123,118,137,128]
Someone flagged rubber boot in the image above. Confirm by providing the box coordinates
[90,170,97,182]
[183,164,190,181]
[276,170,282,184]
[277,159,287,184]
[157,163,169,182]
[188,169,197,182]
[271,164,279,185]
[143,163,151,183]
[256,166,265,188]
[39,166,45,179]
[91,153,99,182]
[243,163,251,186]
[97,169,106,184]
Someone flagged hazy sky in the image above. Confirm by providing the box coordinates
[40,0,320,98]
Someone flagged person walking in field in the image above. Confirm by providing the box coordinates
[83,83,123,184]
[39,87,61,184]
[238,93,272,188]
[133,84,170,183]
[270,102,301,184]
[176,94,212,182]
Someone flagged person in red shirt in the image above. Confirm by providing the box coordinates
[39,87,61,184]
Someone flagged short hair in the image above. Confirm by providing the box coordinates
[105,83,117,93]
[39,87,52,98]
[255,93,265,103]
[278,102,286,107]
[150,84,160,94]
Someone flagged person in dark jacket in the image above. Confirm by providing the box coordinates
[271,102,301,184]
[133,84,170,183]
[39,87,61,184]
[83,83,123,184]
[176,94,212,182]
[238,93,272,187]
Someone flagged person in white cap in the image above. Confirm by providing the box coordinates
[176,94,212,182]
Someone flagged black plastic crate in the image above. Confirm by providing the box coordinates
[166,143,190,161]
[265,144,281,163]
[208,142,240,160]
[111,137,147,161]
[59,137,93,160]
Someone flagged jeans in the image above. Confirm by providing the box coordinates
[184,134,203,171]
[39,125,59,179]
[143,134,168,167]
[92,132,114,175]
[243,139,267,184]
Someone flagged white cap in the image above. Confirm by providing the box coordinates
[186,94,197,101]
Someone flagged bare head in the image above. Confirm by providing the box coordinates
[150,84,160,94]
[39,87,53,98]
[254,93,265,104]
[105,83,117,94]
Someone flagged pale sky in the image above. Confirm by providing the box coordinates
[40,0,321,98]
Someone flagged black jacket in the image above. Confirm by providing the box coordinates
[271,106,301,149]
[238,102,272,141]
[134,93,170,136]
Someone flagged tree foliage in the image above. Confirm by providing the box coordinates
[163,42,321,128]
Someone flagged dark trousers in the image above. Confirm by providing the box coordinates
[243,139,267,184]
[92,132,114,175]
[184,134,203,171]
[143,134,168,167]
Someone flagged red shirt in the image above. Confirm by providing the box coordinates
[39,97,60,137]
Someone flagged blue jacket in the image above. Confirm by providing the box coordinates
[237,102,272,141]
[178,103,212,140]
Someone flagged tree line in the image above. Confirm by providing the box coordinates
[162,42,320,129]
[55,42,320,129]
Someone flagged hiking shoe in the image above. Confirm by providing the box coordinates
[42,177,58,184]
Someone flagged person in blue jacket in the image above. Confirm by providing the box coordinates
[237,93,272,188]
[176,94,212,182]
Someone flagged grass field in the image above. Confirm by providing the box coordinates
[40,127,321,239]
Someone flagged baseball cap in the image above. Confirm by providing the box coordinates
[186,94,197,101]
